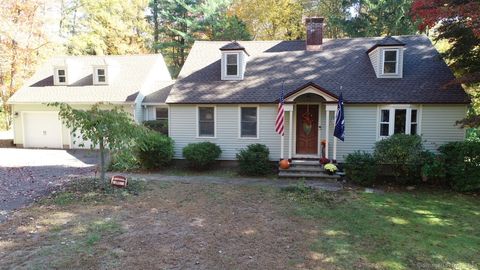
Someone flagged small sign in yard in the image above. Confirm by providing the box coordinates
[111,175,128,188]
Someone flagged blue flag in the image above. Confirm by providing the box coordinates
[334,93,345,141]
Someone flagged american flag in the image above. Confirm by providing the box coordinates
[275,83,285,136]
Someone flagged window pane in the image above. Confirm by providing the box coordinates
[98,75,106,82]
[384,62,397,73]
[380,123,389,136]
[241,122,257,137]
[227,65,238,76]
[411,124,417,135]
[59,76,66,83]
[241,108,256,121]
[381,110,390,122]
[199,107,214,121]
[58,69,65,76]
[394,109,406,134]
[156,108,168,119]
[411,109,417,123]
[199,122,214,136]
[227,54,237,65]
[97,69,105,75]
[241,107,257,137]
[199,107,214,136]
[384,51,397,61]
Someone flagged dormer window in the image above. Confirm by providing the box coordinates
[226,54,239,76]
[53,67,68,85]
[382,49,399,75]
[93,66,108,84]
[366,36,405,79]
[220,41,249,80]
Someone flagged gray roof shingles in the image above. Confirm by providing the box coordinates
[143,81,175,103]
[166,35,469,104]
[8,54,166,104]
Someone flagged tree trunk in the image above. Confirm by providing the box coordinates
[153,0,159,53]
[99,138,106,183]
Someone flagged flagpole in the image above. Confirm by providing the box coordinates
[333,110,337,161]
[280,134,284,160]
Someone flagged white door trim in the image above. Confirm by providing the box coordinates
[293,103,322,158]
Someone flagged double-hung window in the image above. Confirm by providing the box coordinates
[94,67,108,84]
[54,67,67,85]
[382,49,398,75]
[379,106,419,138]
[155,107,169,135]
[240,107,258,138]
[226,54,239,76]
[198,107,215,137]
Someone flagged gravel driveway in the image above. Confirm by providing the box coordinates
[0,148,98,222]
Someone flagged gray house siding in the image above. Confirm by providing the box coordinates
[169,104,466,162]
[169,104,286,160]
[326,105,379,161]
[421,105,466,151]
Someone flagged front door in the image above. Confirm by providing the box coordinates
[296,104,319,155]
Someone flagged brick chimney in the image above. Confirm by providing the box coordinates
[305,17,324,51]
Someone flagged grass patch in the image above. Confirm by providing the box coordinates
[281,186,480,269]
[42,177,148,206]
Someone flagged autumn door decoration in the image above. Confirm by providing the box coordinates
[302,108,314,136]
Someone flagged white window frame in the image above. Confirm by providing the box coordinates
[238,105,260,139]
[154,106,169,136]
[54,67,68,85]
[381,49,399,75]
[196,105,216,138]
[377,105,421,140]
[93,66,108,85]
[224,53,239,77]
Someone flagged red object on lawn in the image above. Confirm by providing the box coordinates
[111,175,128,188]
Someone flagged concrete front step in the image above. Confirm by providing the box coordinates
[278,170,340,180]
[290,159,320,166]
[280,166,325,172]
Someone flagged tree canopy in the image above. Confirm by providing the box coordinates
[64,0,151,55]
[50,102,143,182]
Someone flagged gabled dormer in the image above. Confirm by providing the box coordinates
[367,36,405,78]
[53,65,68,85]
[220,41,249,80]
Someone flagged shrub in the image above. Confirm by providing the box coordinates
[137,131,174,169]
[143,120,168,135]
[439,141,480,192]
[420,151,446,184]
[374,134,424,184]
[344,151,376,186]
[182,142,222,170]
[236,144,271,176]
[110,149,140,171]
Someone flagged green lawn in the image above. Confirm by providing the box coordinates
[282,186,480,269]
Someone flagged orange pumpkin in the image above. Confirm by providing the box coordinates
[279,159,290,170]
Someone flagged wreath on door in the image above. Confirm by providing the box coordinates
[302,110,314,135]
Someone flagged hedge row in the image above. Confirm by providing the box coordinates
[343,134,480,192]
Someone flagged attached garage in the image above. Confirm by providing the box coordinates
[22,112,63,148]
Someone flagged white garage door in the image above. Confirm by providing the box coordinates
[23,112,63,148]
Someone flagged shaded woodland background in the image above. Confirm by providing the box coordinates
[0,0,478,129]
